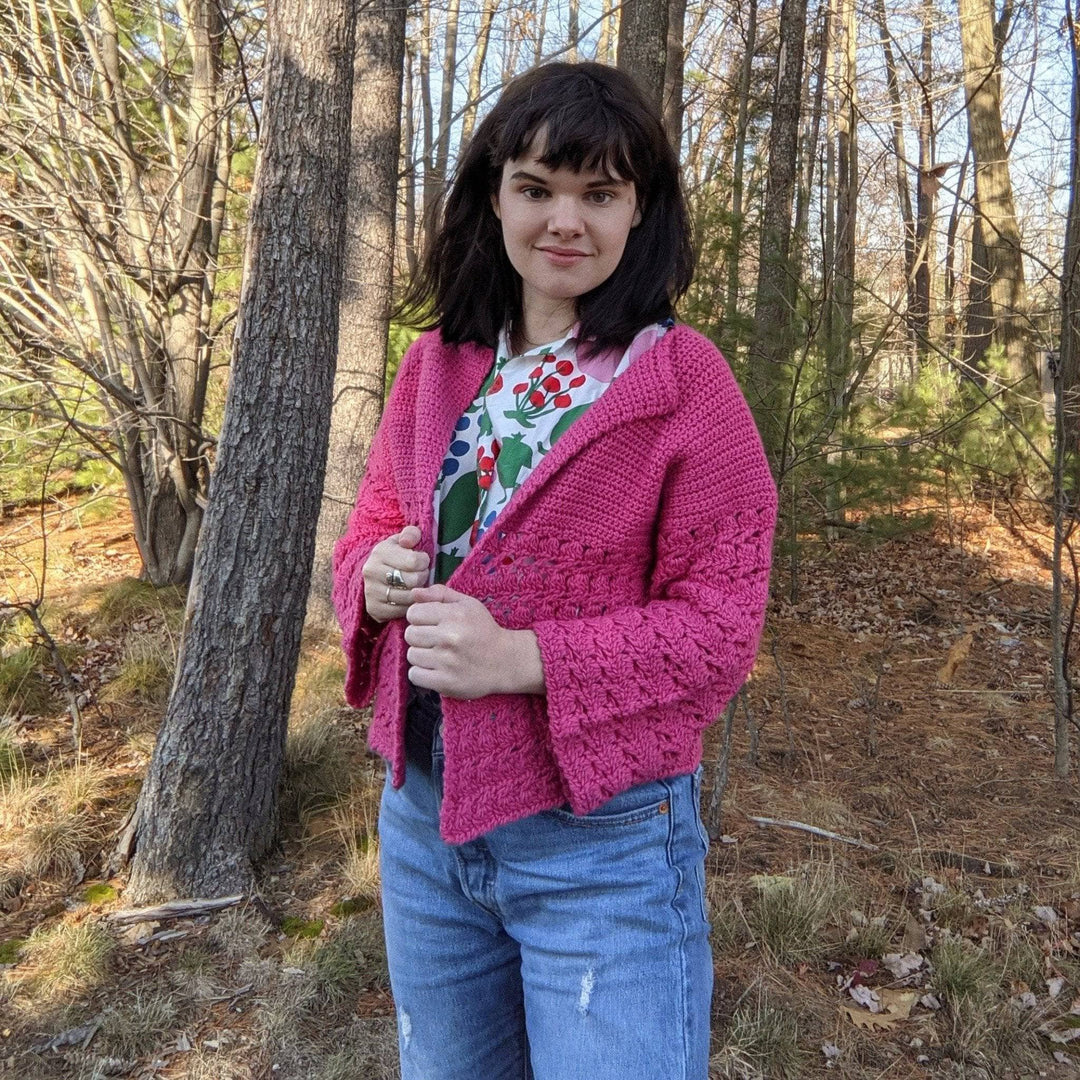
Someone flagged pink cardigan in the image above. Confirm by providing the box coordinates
[332,325,777,844]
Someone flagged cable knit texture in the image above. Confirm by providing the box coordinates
[332,325,777,844]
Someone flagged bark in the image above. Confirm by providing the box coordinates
[745,0,808,468]
[568,0,580,60]
[723,0,758,343]
[913,0,936,363]
[308,0,407,630]
[663,0,686,150]
[461,0,499,144]
[824,0,856,533]
[875,0,918,360]
[1059,2,1080,448]
[403,44,418,277]
[957,0,1032,382]
[126,0,358,901]
[617,0,669,110]
[598,3,617,63]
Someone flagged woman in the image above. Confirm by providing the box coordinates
[333,62,777,1080]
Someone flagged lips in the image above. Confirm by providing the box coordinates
[537,246,590,266]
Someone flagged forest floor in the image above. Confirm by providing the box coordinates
[2,491,1080,1079]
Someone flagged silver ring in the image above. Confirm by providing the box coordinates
[385,568,407,589]
[385,586,399,606]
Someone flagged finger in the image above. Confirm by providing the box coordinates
[381,547,430,575]
[404,624,441,647]
[406,645,440,670]
[407,665,443,691]
[405,601,447,626]
[409,584,461,604]
[398,525,422,549]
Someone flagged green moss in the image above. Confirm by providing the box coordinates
[0,937,26,964]
[281,917,324,939]
[329,897,375,918]
[81,884,118,906]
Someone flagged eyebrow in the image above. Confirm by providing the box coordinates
[508,169,629,189]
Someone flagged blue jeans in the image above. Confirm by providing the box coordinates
[377,719,713,1080]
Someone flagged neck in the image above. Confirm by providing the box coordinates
[517,293,577,351]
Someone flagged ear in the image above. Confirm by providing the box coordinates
[490,192,501,220]
[631,202,643,228]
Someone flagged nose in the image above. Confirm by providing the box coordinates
[547,195,584,237]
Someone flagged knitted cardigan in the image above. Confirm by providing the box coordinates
[332,324,777,844]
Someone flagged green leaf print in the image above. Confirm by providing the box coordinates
[435,551,465,584]
[494,434,534,491]
[478,409,493,437]
[438,470,480,546]
[549,403,592,447]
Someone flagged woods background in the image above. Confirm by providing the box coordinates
[1,0,1079,1076]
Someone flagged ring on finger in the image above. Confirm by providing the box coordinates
[385,568,407,589]
[385,586,399,606]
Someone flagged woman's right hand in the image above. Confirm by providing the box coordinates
[362,525,431,622]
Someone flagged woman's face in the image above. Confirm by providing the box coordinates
[491,145,641,322]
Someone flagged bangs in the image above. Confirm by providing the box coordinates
[492,92,646,190]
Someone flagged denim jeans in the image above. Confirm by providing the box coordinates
[377,703,713,1080]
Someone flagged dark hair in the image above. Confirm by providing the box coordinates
[398,62,694,352]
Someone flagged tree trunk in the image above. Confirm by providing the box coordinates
[308,0,407,630]
[663,0,686,150]
[912,0,936,364]
[126,0,358,901]
[617,0,669,110]
[1058,0,1080,448]
[825,0,857,535]
[461,0,499,144]
[957,0,1032,382]
[745,0,808,469]
[875,0,918,363]
[723,0,757,351]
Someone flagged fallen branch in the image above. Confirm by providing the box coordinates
[107,894,244,924]
[745,815,880,851]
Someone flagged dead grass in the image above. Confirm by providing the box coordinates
[93,577,185,634]
[3,497,1080,1078]
[280,709,353,826]
[743,864,849,966]
[711,980,806,1079]
[0,759,110,880]
[0,645,55,714]
[96,983,183,1058]
[11,918,115,999]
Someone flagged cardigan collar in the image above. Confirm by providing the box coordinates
[409,326,682,558]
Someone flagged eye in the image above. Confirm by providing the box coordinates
[521,186,548,200]
[587,191,616,205]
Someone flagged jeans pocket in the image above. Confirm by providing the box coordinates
[544,778,672,828]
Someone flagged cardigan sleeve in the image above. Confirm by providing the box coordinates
[531,385,777,752]
[331,344,422,708]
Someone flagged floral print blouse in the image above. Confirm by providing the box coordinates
[432,321,671,583]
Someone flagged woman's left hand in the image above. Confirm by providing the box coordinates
[404,585,545,699]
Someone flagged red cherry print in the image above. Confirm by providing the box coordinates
[529,390,546,407]
[570,374,587,388]
[530,366,544,378]
[478,474,493,490]
[479,455,495,470]
[489,373,504,394]
[513,382,528,394]
[553,394,572,408]
[556,360,574,376]
[542,375,561,392]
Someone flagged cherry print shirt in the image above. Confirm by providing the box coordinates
[432,322,671,583]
